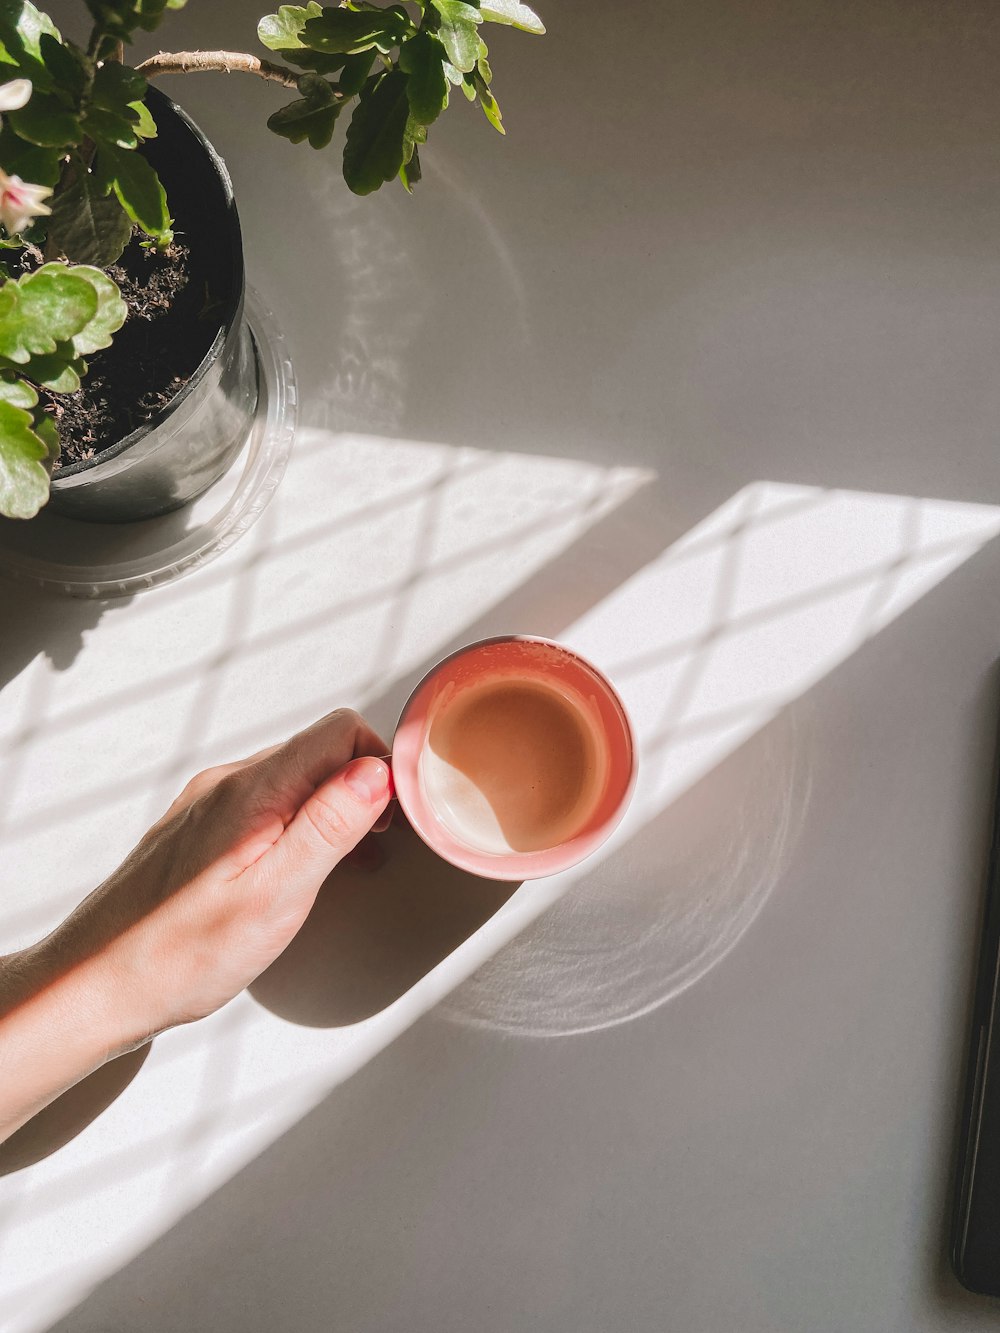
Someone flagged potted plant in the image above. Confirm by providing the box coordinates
[0,0,544,522]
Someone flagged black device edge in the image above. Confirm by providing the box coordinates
[951,692,1000,1293]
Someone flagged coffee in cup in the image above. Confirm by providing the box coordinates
[391,637,635,880]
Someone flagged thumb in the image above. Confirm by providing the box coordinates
[267,756,393,890]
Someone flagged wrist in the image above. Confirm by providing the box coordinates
[0,942,125,1144]
[21,884,173,1058]
[3,939,127,1063]
[30,929,156,1060]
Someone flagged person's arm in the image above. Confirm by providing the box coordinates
[0,944,125,1143]
[0,709,392,1145]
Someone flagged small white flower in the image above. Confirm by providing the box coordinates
[0,82,52,236]
[0,79,33,113]
[0,167,52,236]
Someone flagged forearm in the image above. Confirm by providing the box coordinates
[0,941,128,1145]
[0,713,391,1145]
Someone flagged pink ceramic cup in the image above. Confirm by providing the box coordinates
[391,636,636,881]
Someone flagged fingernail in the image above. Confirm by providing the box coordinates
[343,757,390,803]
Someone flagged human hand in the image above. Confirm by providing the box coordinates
[0,710,392,1141]
[71,708,393,1042]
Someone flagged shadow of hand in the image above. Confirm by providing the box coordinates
[249,821,518,1027]
[0,1043,151,1176]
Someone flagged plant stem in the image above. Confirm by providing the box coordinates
[51,29,122,254]
[137,51,300,89]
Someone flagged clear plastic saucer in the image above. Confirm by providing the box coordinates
[0,288,296,600]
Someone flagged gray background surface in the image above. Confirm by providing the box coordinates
[9,0,1000,1328]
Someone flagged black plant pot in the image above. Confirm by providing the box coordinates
[47,86,258,523]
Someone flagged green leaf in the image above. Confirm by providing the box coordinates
[303,5,409,55]
[404,112,426,159]
[2,1,60,51]
[258,2,323,51]
[265,46,348,74]
[90,145,115,195]
[0,266,97,364]
[430,0,480,73]
[295,70,330,99]
[66,265,127,355]
[0,375,35,408]
[474,71,503,133]
[442,58,463,85]
[268,77,342,148]
[262,2,410,69]
[86,62,148,147]
[84,104,139,148]
[460,73,475,100]
[84,0,180,39]
[0,123,61,185]
[398,107,426,191]
[97,142,170,241]
[11,0,60,50]
[298,49,352,73]
[33,407,58,461]
[476,36,492,83]
[432,0,482,22]
[259,4,389,70]
[91,59,146,110]
[478,0,545,33]
[399,142,421,192]
[343,68,410,195]
[10,347,85,392]
[128,97,157,139]
[281,46,349,73]
[267,98,342,148]
[0,2,62,91]
[401,111,426,192]
[0,395,50,518]
[46,169,133,265]
[337,48,376,96]
[8,92,82,146]
[39,33,89,101]
[399,32,447,126]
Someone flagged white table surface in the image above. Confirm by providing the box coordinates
[4,0,1000,1328]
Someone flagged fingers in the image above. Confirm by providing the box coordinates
[262,755,392,892]
[288,708,389,779]
[165,711,390,830]
[160,743,284,823]
[162,711,395,882]
[255,709,391,811]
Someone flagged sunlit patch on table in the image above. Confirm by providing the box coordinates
[442,483,1000,1035]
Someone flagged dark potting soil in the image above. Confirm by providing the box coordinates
[35,233,220,468]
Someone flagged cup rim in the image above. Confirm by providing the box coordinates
[391,635,637,881]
